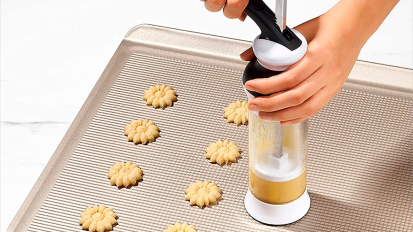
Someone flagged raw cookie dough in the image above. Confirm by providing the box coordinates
[163,222,197,232]
[107,161,143,187]
[79,205,117,232]
[143,84,177,108]
[185,180,222,208]
[124,119,160,144]
[223,100,249,125]
[205,140,241,165]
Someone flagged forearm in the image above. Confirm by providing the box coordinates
[323,0,399,48]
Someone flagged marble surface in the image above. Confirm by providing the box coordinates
[1,0,411,230]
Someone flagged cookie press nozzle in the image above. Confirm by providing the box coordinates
[242,0,311,226]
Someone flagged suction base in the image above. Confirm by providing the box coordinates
[244,188,310,225]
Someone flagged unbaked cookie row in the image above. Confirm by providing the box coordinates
[142,84,249,127]
[106,162,223,208]
[80,178,223,231]
[79,205,197,232]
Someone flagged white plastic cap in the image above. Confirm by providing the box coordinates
[252,29,307,71]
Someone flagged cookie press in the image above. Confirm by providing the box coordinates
[242,0,310,225]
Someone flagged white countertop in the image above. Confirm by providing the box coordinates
[1,0,412,230]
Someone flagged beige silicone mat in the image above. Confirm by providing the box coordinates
[8,25,413,232]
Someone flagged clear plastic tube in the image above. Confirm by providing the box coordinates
[248,111,308,204]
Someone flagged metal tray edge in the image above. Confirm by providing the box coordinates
[126,24,413,95]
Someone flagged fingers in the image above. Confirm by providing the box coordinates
[248,66,325,112]
[279,117,307,126]
[204,0,226,12]
[259,85,337,124]
[223,0,249,19]
[245,51,322,95]
[259,87,328,122]
[204,0,248,20]
[240,47,255,61]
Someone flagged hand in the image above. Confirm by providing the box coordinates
[199,0,399,125]
[241,13,363,125]
[200,0,248,21]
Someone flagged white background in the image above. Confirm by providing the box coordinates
[1,0,412,230]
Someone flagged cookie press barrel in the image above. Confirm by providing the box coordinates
[242,0,311,225]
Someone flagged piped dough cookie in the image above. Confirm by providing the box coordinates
[185,180,222,208]
[143,84,177,108]
[108,161,143,187]
[205,140,241,165]
[223,100,249,125]
[163,222,197,232]
[79,205,117,232]
[124,119,160,144]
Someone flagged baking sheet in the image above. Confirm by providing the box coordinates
[8,25,413,232]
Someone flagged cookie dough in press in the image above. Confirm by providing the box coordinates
[143,84,177,108]
[107,161,143,187]
[163,222,197,232]
[124,119,160,144]
[223,100,248,125]
[79,205,117,232]
[185,180,222,208]
[205,140,241,165]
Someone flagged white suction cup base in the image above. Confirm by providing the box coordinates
[244,188,310,225]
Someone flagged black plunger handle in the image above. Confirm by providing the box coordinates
[244,0,302,50]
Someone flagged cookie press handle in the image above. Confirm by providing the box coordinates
[244,0,301,51]
[242,0,308,75]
